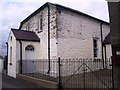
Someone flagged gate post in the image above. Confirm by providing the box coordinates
[58,57,62,90]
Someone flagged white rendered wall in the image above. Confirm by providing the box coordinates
[7,31,17,78]
[56,8,110,59]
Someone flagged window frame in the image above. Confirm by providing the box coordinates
[9,46,12,65]
[38,15,43,33]
[26,23,30,31]
[10,36,12,41]
[93,38,98,58]
[25,45,34,51]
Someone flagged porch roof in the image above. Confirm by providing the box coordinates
[11,29,40,42]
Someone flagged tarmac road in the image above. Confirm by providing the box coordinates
[2,73,44,89]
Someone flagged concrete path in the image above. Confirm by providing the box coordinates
[2,73,45,89]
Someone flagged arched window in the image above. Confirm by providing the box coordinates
[25,45,34,51]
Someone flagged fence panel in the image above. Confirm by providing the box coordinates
[19,59,58,82]
[18,58,113,89]
[60,58,113,89]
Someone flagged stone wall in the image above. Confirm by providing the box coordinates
[20,6,58,59]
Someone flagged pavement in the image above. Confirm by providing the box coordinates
[2,73,45,89]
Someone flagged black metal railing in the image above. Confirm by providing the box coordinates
[19,59,58,82]
[59,58,112,89]
[18,58,113,89]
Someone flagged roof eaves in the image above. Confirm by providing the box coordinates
[16,39,40,42]
[19,2,109,29]
[11,28,19,38]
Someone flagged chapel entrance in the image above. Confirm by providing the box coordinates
[23,45,35,73]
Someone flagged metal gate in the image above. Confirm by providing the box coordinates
[58,58,113,89]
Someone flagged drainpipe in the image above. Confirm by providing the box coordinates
[47,3,50,74]
[19,40,22,74]
[6,42,8,74]
[100,22,104,69]
[104,44,107,69]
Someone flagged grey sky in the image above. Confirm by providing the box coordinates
[0,0,109,56]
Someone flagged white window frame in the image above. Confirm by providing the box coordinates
[25,45,34,51]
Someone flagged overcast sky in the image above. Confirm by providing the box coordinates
[0,0,109,56]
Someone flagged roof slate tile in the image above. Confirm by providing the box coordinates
[11,29,40,42]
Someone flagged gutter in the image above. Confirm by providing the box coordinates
[100,22,104,68]
[19,40,22,74]
[47,3,50,74]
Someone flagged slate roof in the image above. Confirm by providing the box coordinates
[103,33,110,44]
[19,2,109,29]
[11,29,40,42]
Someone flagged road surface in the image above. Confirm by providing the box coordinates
[2,73,45,89]
[0,74,2,90]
